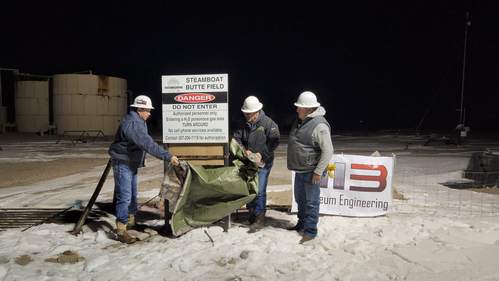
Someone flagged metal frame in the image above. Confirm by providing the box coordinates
[56,130,108,145]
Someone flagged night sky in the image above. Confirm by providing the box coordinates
[1,1,498,134]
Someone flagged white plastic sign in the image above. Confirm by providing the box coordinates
[161,74,228,143]
[292,154,395,216]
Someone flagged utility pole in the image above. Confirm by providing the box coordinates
[459,13,470,125]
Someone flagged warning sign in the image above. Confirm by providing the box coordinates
[161,74,229,143]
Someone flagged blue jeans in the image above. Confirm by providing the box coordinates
[293,170,325,238]
[112,160,138,224]
[246,160,274,216]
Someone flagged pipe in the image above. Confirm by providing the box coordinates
[0,68,20,75]
[0,69,51,79]
[73,70,93,75]
[17,73,52,79]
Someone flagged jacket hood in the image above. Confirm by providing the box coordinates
[306,106,326,119]
[255,109,265,123]
[246,109,265,124]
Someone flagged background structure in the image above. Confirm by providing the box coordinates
[1,1,498,133]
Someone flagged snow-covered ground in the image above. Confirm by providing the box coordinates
[2,134,499,280]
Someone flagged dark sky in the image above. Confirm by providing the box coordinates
[1,1,498,133]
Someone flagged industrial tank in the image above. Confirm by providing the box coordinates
[15,80,50,133]
[52,74,127,136]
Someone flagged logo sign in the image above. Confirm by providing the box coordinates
[161,74,229,143]
[174,93,215,103]
[136,99,147,105]
[292,154,394,217]
[328,163,388,192]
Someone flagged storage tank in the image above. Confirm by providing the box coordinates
[15,80,50,133]
[53,74,127,136]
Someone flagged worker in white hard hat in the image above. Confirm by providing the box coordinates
[109,95,179,244]
[233,96,280,232]
[286,91,334,244]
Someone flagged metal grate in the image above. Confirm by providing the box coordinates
[0,208,71,231]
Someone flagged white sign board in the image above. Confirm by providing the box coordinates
[292,154,395,217]
[161,74,228,143]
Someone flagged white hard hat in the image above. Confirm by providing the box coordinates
[130,95,154,109]
[241,96,263,113]
[294,91,320,107]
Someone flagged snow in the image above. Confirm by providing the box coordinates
[2,134,499,280]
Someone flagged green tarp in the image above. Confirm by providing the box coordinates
[159,139,261,236]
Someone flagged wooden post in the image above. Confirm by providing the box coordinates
[163,143,172,235]
[70,158,112,235]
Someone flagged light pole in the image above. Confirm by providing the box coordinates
[459,13,470,125]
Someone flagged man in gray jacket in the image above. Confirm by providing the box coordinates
[109,95,179,243]
[234,96,280,232]
[287,91,334,244]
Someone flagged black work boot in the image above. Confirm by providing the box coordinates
[242,207,255,227]
[287,224,304,231]
[249,210,266,233]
